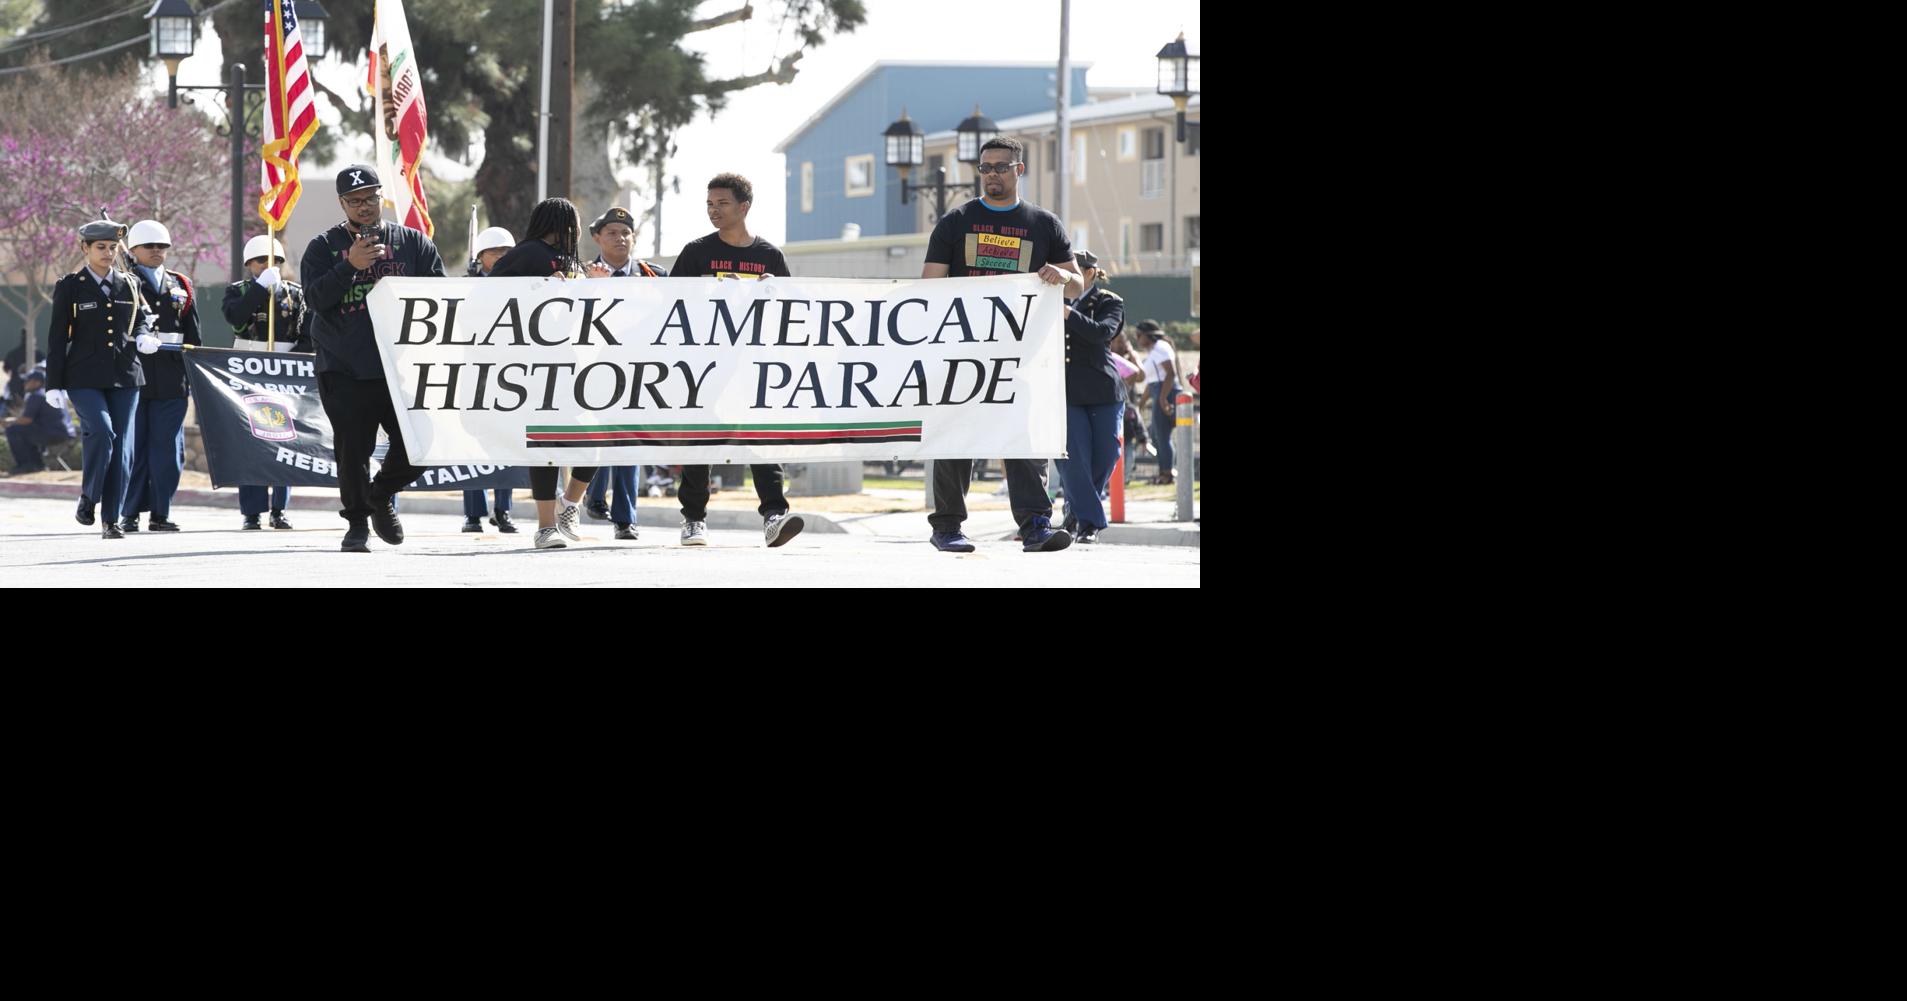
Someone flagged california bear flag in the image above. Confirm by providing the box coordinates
[366,0,433,236]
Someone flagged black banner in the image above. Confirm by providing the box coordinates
[185,347,532,492]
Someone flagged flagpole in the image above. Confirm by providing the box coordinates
[266,227,278,351]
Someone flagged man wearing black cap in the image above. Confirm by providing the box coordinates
[301,164,447,552]
[45,216,156,538]
[580,205,668,540]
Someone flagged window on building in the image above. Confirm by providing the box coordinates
[1144,127,1166,160]
[1141,223,1164,253]
[845,154,874,198]
[1185,216,1200,250]
[800,162,813,213]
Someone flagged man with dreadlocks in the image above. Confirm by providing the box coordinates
[486,197,602,551]
[302,164,448,553]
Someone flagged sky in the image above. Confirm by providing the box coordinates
[162,0,1200,256]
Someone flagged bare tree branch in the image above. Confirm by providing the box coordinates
[706,51,802,96]
[688,4,754,33]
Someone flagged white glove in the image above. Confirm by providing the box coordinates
[136,333,161,355]
[256,267,281,289]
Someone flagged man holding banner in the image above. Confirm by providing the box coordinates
[921,137,1082,554]
[302,165,447,552]
[663,176,803,549]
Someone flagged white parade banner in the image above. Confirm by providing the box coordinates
[368,273,1067,465]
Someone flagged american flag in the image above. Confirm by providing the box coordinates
[259,0,319,230]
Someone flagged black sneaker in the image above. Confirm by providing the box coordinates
[341,520,371,552]
[584,498,611,522]
[370,495,404,546]
[101,522,125,539]
[930,531,976,553]
[148,519,180,532]
[1076,527,1099,544]
[492,511,519,534]
[268,512,292,530]
[242,516,262,530]
[1020,516,1073,553]
[75,497,96,526]
[119,517,140,533]
[462,517,484,533]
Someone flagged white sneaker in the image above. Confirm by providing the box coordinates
[534,526,567,549]
[556,502,584,542]
[680,520,708,546]
[763,512,805,548]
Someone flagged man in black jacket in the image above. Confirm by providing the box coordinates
[301,164,446,552]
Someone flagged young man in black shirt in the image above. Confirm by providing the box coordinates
[921,136,1082,554]
[301,164,447,552]
[668,173,803,549]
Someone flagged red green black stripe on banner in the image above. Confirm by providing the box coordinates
[524,421,923,448]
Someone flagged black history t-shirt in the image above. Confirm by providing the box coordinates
[669,233,791,280]
[925,198,1072,277]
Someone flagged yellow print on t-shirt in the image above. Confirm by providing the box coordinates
[714,271,768,281]
[963,233,1031,273]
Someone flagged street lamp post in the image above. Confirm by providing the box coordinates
[882,107,1003,219]
[1156,33,1199,144]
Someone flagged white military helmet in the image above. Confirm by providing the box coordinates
[243,234,287,264]
[127,219,171,247]
[474,227,515,255]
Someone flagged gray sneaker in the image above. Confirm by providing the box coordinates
[763,512,805,548]
[556,502,584,542]
[534,526,567,549]
[680,520,708,546]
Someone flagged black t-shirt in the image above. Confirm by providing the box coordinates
[490,238,572,278]
[669,232,791,280]
[925,198,1072,277]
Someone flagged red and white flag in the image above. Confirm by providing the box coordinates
[366,0,433,236]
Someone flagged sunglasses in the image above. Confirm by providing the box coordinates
[974,162,1021,175]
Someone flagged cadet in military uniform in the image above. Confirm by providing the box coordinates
[224,234,310,353]
[120,219,201,533]
[44,215,155,539]
[223,234,310,529]
[1056,250,1125,544]
[461,226,518,533]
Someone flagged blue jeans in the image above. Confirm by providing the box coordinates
[1150,388,1174,475]
[587,466,638,525]
[462,489,513,519]
[239,485,290,517]
[124,396,188,521]
[1059,401,1124,530]
[68,387,139,522]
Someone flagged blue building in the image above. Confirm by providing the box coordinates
[774,62,1092,244]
